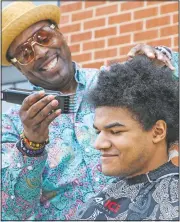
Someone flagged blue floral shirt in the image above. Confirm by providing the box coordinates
[2,63,114,220]
[2,53,178,220]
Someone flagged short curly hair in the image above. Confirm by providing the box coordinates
[88,55,179,146]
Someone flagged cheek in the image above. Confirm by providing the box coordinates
[114,134,135,152]
[114,134,142,161]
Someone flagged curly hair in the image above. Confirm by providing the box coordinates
[88,55,179,146]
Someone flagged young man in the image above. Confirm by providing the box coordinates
[75,55,179,221]
[2,1,178,220]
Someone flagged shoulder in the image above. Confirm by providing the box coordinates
[78,67,100,89]
[152,173,178,203]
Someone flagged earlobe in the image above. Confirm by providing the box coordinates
[152,120,167,144]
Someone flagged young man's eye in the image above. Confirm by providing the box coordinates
[111,131,121,135]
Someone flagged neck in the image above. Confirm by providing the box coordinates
[59,75,77,94]
[57,62,77,94]
[129,141,168,178]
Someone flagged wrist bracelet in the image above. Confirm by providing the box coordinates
[16,139,45,157]
[20,131,49,150]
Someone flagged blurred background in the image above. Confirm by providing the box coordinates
[2,1,178,112]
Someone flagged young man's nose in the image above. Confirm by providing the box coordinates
[94,132,112,150]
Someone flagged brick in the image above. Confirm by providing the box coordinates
[174,36,178,47]
[95,48,117,59]
[172,47,178,52]
[134,7,158,19]
[120,21,143,33]
[121,1,144,10]
[147,1,166,6]
[106,58,121,66]
[60,1,82,13]
[147,38,172,47]
[71,32,92,43]
[85,1,105,8]
[160,25,178,37]
[108,13,131,25]
[173,13,178,23]
[83,40,105,51]
[119,44,136,56]
[108,35,131,47]
[82,61,104,69]
[60,2,82,13]
[72,52,92,63]
[84,18,105,30]
[119,56,127,62]
[72,10,93,22]
[161,3,178,14]
[60,23,80,34]
[134,30,158,41]
[60,15,70,26]
[96,5,118,16]
[69,44,80,53]
[146,16,170,28]
[95,27,116,38]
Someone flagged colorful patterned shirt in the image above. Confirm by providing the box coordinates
[2,63,114,220]
[2,52,178,220]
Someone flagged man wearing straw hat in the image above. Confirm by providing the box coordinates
[2,1,178,220]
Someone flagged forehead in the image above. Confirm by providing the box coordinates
[8,20,50,55]
[94,106,139,128]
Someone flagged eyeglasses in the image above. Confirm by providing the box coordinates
[10,24,59,65]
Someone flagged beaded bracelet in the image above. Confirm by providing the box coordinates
[20,131,49,150]
[16,139,45,157]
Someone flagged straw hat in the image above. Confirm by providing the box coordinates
[2,1,60,66]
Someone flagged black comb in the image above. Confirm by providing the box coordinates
[2,88,76,114]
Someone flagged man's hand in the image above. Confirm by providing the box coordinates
[19,91,61,143]
[127,43,175,70]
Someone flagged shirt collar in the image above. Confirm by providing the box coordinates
[116,161,178,185]
[73,61,86,86]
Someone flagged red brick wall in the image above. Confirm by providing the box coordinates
[59,1,178,69]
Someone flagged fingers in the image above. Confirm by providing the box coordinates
[155,50,165,61]
[165,59,175,71]
[155,50,175,70]
[40,109,61,128]
[22,106,61,143]
[127,44,141,57]
[127,43,155,58]
[20,93,60,129]
[127,43,175,71]
[30,99,59,124]
[21,90,45,111]
[27,95,56,119]
[20,91,62,143]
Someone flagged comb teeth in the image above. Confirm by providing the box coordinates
[63,94,76,113]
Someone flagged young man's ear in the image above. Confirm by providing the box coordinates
[152,120,167,144]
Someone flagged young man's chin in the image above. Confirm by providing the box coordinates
[102,166,134,177]
[102,168,122,177]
